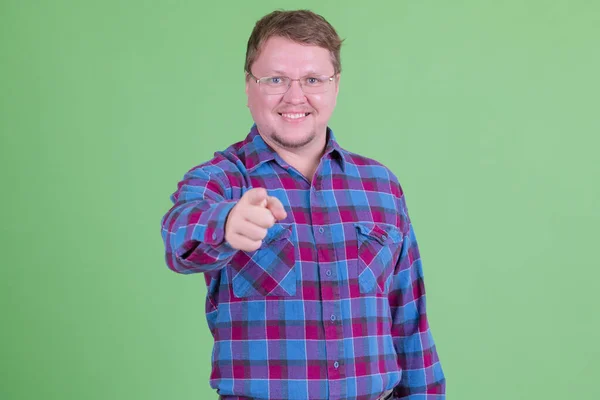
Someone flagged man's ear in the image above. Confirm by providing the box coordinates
[245,74,250,107]
[335,73,341,96]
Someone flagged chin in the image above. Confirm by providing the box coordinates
[271,129,316,149]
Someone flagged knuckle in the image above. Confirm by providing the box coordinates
[259,229,268,240]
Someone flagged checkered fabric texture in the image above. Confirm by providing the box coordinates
[161,126,445,399]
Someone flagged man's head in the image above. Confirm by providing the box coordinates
[244,10,343,151]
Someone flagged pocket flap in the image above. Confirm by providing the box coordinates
[263,223,292,244]
[354,222,402,245]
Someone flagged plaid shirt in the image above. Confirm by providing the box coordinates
[161,126,445,400]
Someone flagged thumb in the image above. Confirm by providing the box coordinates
[244,187,268,207]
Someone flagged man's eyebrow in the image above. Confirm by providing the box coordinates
[301,70,323,76]
[265,70,327,76]
[264,70,287,76]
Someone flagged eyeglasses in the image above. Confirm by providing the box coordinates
[247,72,336,95]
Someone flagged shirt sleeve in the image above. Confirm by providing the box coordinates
[160,164,239,274]
[388,195,446,399]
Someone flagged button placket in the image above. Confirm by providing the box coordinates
[310,176,346,393]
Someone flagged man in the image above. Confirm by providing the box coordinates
[161,10,445,400]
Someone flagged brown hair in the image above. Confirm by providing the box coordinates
[245,10,343,76]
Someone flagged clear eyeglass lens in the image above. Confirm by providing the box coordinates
[259,76,331,94]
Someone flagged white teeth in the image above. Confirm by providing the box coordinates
[281,113,307,119]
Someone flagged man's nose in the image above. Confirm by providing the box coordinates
[283,80,306,103]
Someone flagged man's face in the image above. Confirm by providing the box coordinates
[246,36,339,150]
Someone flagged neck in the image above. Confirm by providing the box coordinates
[262,132,327,182]
[280,148,323,182]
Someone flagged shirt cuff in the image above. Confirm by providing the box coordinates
[202,200,238,247]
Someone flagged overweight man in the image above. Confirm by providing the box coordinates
[161,9,445,400]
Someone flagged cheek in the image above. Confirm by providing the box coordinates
[310,95,335,116]
[251,96,280,116]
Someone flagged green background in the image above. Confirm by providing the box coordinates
[2,0,598,399]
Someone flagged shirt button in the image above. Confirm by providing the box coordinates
[326,270,332,277]
[319,227,324,234]
[330,315,336,322]
[334,361,339,369]
[212,233,217,240]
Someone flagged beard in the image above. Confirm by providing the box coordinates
[269,128,316,149]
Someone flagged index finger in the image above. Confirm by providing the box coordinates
[266,196,287,221]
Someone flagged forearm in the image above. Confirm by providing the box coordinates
[161,199,238,274]
[389,224,446,398]
[393,393,445,400]
[390,300,446,398]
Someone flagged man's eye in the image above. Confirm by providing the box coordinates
[306,77,319,85]
[269,77,283,85]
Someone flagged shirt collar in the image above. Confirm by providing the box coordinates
[242,124,346,173]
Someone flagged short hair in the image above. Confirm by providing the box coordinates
[245,10,343,75]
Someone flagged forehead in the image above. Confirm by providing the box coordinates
[252,36,334,75]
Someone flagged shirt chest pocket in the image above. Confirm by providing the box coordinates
[231,223,297,298]
[354,222,403,294]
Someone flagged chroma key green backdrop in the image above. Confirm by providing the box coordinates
[1,1,598,399]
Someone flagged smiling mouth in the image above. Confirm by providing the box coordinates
[278,112,311,120]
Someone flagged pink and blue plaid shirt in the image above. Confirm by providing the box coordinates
[161,126,445,399]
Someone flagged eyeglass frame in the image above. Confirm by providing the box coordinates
[246,71,337,94]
